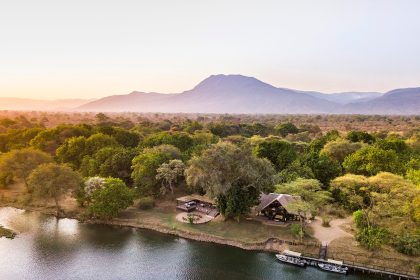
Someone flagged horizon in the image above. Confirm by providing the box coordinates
[1,0,420,100]
[1,73,419,101]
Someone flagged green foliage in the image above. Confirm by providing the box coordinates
[356,227,389,250]
[56,133,119,169]
[156,159,185,195]
[353,210,367,228]
[30,125,92,154]
[0,148,53,186]
[185,142,275,197]
[28,163,82,212]
[321,139,364,163]
[301,151,342,186]
[393,233,420,256]
[276,178,333,216]
[80,147,137,184]
[88,178,134,219]
[346,131,376,144]
[131,145,181,196]
[254,140,297,171]
[217,185,260,221]
[275,160,314,184]
[137,196,155,210]
[343,146,403,176]
[290,224,304,239]
[275,122,299,137]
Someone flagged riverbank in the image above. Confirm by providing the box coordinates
[0,196,419,278]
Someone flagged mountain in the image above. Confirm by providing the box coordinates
[2,75,418,114]
[306,91,383,104]
[344,87,420,115]
[0,98,93,111]
[79,75,339,114]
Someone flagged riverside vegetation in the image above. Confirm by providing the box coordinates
[0,112,419,274]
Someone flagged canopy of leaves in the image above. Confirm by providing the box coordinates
[185,142,275,197]
[131,144,181,196]
[0,148,53,186]
[321,139,365,163]
[27,163,82,211]
[88,178,134,219]
[343,146,403,176]
[253,140,297,171]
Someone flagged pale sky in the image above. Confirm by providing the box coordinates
[1,0,420,99]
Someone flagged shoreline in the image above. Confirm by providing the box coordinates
[1,203,419,279]
[0,202,292,252]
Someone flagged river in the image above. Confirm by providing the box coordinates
[0,207,373,280]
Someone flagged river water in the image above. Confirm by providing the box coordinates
[0,207,372,280]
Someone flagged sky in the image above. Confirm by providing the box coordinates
[1,0,420,100]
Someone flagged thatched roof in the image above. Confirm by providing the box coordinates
[255,193,302,215]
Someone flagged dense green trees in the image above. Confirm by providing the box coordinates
[0,114,418,256]
[343,146,403,176]
[321,139,364,163]
[27,163,82,214]
[87,177,134,219]
[332,173,419,253]
[185,142,275,220]
[254,140,297,171]
[132,145,181,196]
[0,148,53,187]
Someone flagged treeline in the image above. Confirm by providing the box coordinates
[0,113,418,256]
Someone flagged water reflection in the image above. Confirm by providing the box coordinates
[0,207,374,280]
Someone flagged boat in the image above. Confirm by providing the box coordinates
[317,263,348,274]
[275,254,306,267]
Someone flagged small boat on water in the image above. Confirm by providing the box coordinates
[275,254,306,267]
[318,263,348,275]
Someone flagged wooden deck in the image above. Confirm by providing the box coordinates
[296,253,420,280]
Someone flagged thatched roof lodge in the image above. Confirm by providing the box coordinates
[256,193,303,222]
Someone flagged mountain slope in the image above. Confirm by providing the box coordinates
[344,87,420,114]
[306,91,383,104]
[79,75,339,113]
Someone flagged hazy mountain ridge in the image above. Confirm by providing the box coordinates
[78,74,419,114]
[1,75,419,114]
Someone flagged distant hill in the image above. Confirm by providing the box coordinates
[2,75,418,114]
[306,91,383,104]
[343,87,420,115]
[78,74,419,114]
[0,98,93,111]
[79,75,338,114]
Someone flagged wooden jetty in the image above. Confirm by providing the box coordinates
[296,254,420,280]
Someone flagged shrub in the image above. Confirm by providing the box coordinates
[393,233,420,256]
[356,227,389,250]
[137,196,155,210]
[290,224,303,238]
[321,215,331,227]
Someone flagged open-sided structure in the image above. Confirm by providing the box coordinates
[255,193,303,222]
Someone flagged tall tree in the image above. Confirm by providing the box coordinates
[156,159,185,195]
[131,145,181,196]
[27,163,82,215]
[0,148,53,187]
[185,142,275,220]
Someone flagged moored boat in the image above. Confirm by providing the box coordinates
[317,263,348,275]
[275,254,306,267]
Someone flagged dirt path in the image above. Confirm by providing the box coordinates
[310,216,353,244]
